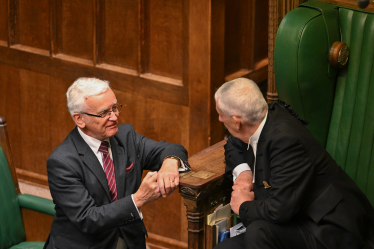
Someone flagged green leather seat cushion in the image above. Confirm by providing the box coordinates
[9,242,45,249]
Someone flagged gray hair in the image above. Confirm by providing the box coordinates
[66,77,111,116]
[214,78,268,125]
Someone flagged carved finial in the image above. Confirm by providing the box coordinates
[0,116,6,125]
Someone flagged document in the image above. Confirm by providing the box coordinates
[207,203,232,244]
[230,222,246,238]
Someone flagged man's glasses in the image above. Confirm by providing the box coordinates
[81,103,122,118]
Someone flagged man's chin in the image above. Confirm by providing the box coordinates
[107,126,119,136]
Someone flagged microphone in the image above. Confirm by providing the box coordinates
[357,0,370,9]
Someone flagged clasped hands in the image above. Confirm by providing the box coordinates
[133,158,179,208]
[230,170,255,215]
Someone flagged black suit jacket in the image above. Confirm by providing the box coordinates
[225,101,374,249]
[44,124,188,249]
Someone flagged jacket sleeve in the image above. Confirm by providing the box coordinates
[131,125,189,171]
[239,133,315,224]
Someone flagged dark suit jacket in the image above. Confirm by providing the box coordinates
[225,101,374,249]
[44,124,188,249]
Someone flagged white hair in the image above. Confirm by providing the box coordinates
[66,77,111,116]
[214,78,268,125]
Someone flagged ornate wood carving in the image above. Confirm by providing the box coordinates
[267,0,305,103]
[180,177,226,200]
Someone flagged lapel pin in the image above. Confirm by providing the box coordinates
[263,181,271,189]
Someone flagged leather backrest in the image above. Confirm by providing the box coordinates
[275,1,374,206]
[274,1,339,147]
[326,8,374,205]
[0,147,25,249]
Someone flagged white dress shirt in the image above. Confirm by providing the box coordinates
[232,111,268,183]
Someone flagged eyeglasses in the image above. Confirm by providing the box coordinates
[81,103,122,118]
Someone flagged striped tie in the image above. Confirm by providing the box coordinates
[99,141,118,201]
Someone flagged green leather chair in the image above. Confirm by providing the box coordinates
[0,117,55,249]
[275,0,374,206]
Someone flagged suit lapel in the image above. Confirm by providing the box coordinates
[110,136,127,199]
[71,128,112,201]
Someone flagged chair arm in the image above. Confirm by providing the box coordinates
[18,194,55,216]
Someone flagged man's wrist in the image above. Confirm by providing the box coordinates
[163,156,181,167]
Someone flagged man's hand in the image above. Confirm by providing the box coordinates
[234,170,253,192]
[133,171,161,208]
[158,158,180,197]
[230,184,255,215]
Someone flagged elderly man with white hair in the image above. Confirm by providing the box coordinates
[44,77,189,249]
[214,78,374,249]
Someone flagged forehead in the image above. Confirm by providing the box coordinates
[85,89,117,111]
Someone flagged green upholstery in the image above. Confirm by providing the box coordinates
[275,0,374,206]
[0,147,55,249]
[9,243,45,249]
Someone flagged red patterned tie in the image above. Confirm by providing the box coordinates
[99,141,118,201]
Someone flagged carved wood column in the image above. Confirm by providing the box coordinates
[179,140,232,249]
[267,0,306,103]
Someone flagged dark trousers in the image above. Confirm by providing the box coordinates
[213,220,325,249]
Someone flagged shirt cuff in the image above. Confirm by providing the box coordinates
[163,155,190,172]
[232,163,251,182]
[131,194,143,220]
[178,159,190,172]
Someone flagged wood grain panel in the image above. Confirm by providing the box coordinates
[148,0,183,80]
[210,0,226,145]
[103,0,139,70]
[49,77,76,151]
[254,0,269,65]
[18,0,50,51]
[0,0,7,43]
[189,0,211,156]
[114,89,189,148]
[224,0,255,76]
[20,69,51,175]
[0,64,22,171]
[21,208,53,241]
[61,0,94,60]
[0,47,188,106]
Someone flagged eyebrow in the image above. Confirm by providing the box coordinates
[97,101,118,114]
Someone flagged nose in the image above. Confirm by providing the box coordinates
[108,111,119,121]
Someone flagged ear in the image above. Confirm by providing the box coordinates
[232,115,242,130]
[73,113,86,129]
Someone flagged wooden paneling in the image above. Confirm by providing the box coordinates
[61,0,94,61]
[0,64,21,174]
[0,0,7,43]
[148,0,183,80]
[224,0,255,76]
[103,0,139,70]
[188,0,211,156]
[49,77,76,150]
[22,208,54,242]
[254,0,269,64]
[18,0,50,51]
[20,70,51,175]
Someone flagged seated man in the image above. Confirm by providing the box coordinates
[44,77,189,249]
[214,78,374,249]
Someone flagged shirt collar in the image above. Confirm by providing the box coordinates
[247,111,268,150]
[77,127,110,153]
